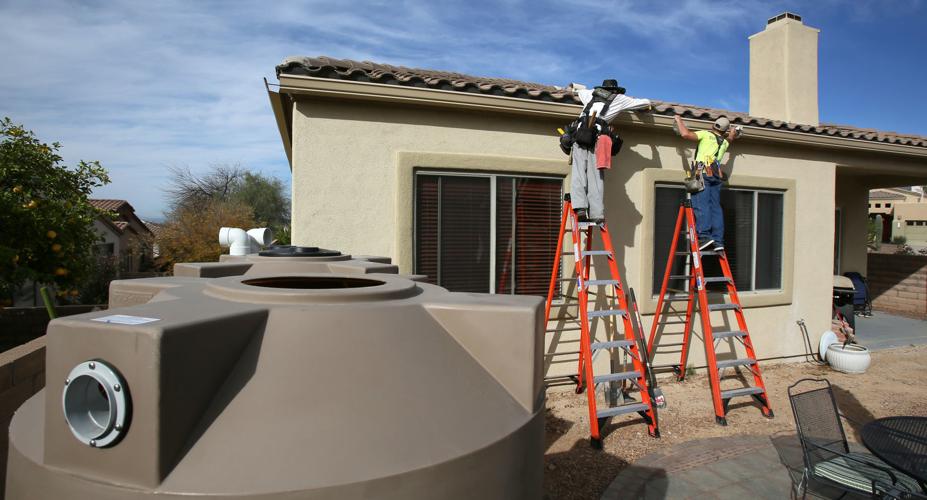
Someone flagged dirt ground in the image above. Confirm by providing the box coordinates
[543,345,927,500]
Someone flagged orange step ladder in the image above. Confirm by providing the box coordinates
[545,194,660,448]
[647,198,774,425]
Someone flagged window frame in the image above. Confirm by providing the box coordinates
[654,182,786,294]
[640,169,795,314]
[413,169,564,295]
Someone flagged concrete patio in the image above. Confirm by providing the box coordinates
[856,311,927,351]
[600,434,871,499]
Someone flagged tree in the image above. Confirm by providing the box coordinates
[0,118,110,303]
[165,164,290,239]
[157,198,259,268]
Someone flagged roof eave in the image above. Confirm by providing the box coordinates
[275,74,927,160]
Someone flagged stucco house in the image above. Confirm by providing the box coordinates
[868,187,927,245]
[266,14,927,376]
[89,199,154,274]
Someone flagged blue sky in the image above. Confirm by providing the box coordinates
[1,0,925,220]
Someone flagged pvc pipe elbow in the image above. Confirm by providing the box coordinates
[218,227,250,256]
[247,228,272,247]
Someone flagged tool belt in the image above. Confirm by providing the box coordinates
[684,161,722,193]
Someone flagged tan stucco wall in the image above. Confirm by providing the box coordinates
[286,97,923,386]
[836,175,869,274]
[290,98,851,381]
[749,18,820,126]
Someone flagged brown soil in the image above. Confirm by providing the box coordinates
[543,345,927,500]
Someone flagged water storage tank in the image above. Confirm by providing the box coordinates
[110,246,404,309]
[7,273,545,499]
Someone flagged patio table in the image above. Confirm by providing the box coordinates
[861,416,927,489]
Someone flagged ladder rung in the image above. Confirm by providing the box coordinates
[587,309,627,318]
[720,386,765,400]
[713,330,748,339]
[669,274,693,280]
[582,250,612,256]
[586,279,620,286]
[715,358,756,369]
[664,294,691,302]
[704,277,731,283]
[708,303,741,312]
[577,222,601,229]
[597,403,650,419]
[594,371,641,384]
[591,340,635,350]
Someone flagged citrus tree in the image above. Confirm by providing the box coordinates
[0,118,110,303]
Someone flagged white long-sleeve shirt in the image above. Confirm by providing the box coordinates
[575,88,651,123]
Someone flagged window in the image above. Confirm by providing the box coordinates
[886,203,892,208]
[652,184,784,295]
[875,203,882,208]
[95,243,115,255]
[415,171,563,295]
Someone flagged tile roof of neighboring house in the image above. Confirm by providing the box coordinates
[142,220,164,239]
[869,191,906,200]
[89,199,132,212]
[277,56,927,149]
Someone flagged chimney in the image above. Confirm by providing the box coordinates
[749,12,820,126]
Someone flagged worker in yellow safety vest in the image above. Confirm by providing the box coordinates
[673,114,741,252]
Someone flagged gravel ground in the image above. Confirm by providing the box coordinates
[543,344,927,500]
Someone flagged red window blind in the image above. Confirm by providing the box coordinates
[416,172,562,296]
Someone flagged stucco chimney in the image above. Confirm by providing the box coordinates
[749,12,820,126]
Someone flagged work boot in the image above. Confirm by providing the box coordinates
[575,209,589,222]
[699,239,715,252]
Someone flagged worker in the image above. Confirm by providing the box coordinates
[567,79,651,223]
[673,114,741,252]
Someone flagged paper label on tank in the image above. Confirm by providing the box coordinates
[91,314,161,325]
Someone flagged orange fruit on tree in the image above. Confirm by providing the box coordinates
[47,230,57,239]
[51,243,62,253]
[54,267,68,276]
[12,185,22,193]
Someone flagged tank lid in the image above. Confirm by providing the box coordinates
[258,245,342,257]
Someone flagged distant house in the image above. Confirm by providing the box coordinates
[89,199,154,274]
[868,187,927,245]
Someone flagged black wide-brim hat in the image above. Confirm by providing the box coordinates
[595,78,626,94]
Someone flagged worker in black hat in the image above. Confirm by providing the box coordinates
[567,79,651,223]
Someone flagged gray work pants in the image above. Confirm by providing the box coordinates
[570,146,605,219]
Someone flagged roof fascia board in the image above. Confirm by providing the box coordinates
[267,86,293,168]
[276,74,927,159]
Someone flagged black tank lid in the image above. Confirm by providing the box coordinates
[258,245,342,257]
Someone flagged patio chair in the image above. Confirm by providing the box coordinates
[788,379,922,499]
[873,480,927,499]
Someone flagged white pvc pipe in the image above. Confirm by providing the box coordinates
[219,227,251,256]
[219,227,274,256]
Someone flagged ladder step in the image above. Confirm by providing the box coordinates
[665,294,691,302]
[713,330,748,339]
[669,274,693,280]
[708,303,741,312]
[715,358,756,369]
[594,371,641,384]
[591,340,635,350]
[582,250,613,256]
[720,386,765,399]
[704,277,732,283]
[586,279,620,286]
[587,309,627,318]
[577,222,601,229]
[597,403,650,419]
[675,250,719,256]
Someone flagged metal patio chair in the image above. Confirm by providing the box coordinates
[873,480,927,499]
[788,379,922,499]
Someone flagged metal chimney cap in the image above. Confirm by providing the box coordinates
[767,12,802,25]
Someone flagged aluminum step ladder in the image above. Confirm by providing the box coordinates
[647,197,773,425]
[544,194,660,448]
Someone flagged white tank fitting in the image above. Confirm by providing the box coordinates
[219,227,273,256]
